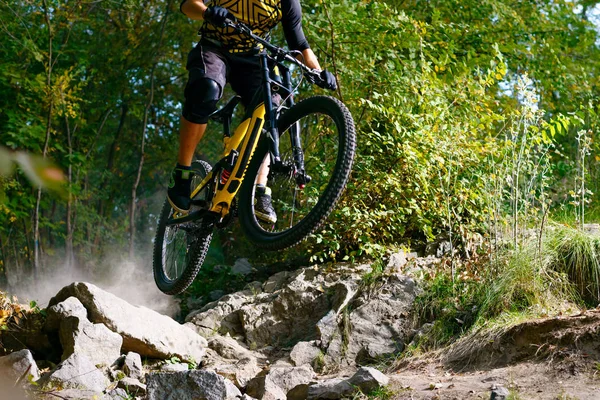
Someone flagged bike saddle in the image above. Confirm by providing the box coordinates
[209,95,242,123]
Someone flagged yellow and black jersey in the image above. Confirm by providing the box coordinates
[188,0,309,53]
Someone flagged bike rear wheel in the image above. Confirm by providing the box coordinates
[239,95,356,250]
[153,160,214,295]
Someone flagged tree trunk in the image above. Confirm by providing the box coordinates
[129,0,172,259]
[34,0,54,278]
[0,234,7,289]
[65,117,75,269]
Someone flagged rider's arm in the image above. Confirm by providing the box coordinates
[281,0,322,71]
[180,0,207,20]
[299,48,321,71]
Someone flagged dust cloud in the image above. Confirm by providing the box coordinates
[4,251,179,317]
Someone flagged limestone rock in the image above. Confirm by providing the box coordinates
[348,367,389,393]
[246,365,314,399]
[44,388,104,399]
[287,384,309,400]
[490,385,510,400]
[48,282,206,362]
[232,258,253,276]
[44,296,88,332]
[0,349,40,382]
[290,341,321,367]
[267,365,315,393]
[307,378,354,399]
[215,357,261,388]
[262,271,292,293]
[106,388,129,400]
[117,377,147,396]
[185,291,255,337]
[342,274,417,364]
[387,250,408,271]
[40,353,108,392]
[146,370,241,400]
[59,316,122,367]
[161,362,189,372]
[122,351,143,379]
[246,375,287,400]
[208,334,256,360]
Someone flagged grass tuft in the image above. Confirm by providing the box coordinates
[546,224,600,305]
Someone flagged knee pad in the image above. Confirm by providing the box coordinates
[182,71,221,124]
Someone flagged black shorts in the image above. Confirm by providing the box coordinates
[185,41,271,109]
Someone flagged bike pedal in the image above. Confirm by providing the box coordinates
[172,210,189,219]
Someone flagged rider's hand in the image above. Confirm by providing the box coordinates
[203,6,232,27]
[316,69,337,91]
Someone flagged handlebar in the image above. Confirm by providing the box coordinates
[223,19,323,83]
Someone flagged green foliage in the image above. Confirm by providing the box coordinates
[1,0,600,290]
[294,0,600,262]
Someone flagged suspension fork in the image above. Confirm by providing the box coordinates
[282,66,309,185]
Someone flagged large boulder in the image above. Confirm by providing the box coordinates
[48,282,206,362]
[146,370,241,400]
[59,316,122,367]
[44,296,87,332]
[39,353,108,392]
[185,263,417,367]
[0,349,40,382]
[323,274,418,365]
[187,266,366,349]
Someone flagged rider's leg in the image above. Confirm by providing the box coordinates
[178,117,207,167]
[255,155,270,186]
[168,43,226,213]
[228,53,280,223]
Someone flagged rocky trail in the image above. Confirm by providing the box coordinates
[1,256,600,399]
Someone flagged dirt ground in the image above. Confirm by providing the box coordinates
[390,360,600,399]
[389,310,600,400]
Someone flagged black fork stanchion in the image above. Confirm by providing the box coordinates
[260,53,281,165]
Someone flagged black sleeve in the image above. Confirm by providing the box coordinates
[281,0,310,51]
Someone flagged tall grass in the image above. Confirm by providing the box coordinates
[411,224,600,351]
[546,225,600,306]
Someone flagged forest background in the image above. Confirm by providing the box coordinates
[1,0,600,313]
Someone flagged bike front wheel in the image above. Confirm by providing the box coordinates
[153,160,214,295]
[239,95,356,250]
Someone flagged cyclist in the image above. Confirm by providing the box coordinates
[168,0,337,224]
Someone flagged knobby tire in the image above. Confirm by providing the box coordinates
[153,160,213,295]
[239,95,356,250]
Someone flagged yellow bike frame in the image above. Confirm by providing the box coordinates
[189,103,266,218]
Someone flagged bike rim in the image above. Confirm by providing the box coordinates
[251,112,341,233]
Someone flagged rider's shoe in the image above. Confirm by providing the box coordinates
[254,185,277,224]
[167,165,192,213]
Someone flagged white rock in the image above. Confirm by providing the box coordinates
[40,353,108,392]
[44,296,88,332]
[59,316,123,367]
[0,349,40,382]
[146,370,241,400]
[348,367,390,392]
[48,282,207,362]
[123,351,143,379]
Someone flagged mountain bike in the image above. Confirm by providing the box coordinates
[153,20,356,295]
